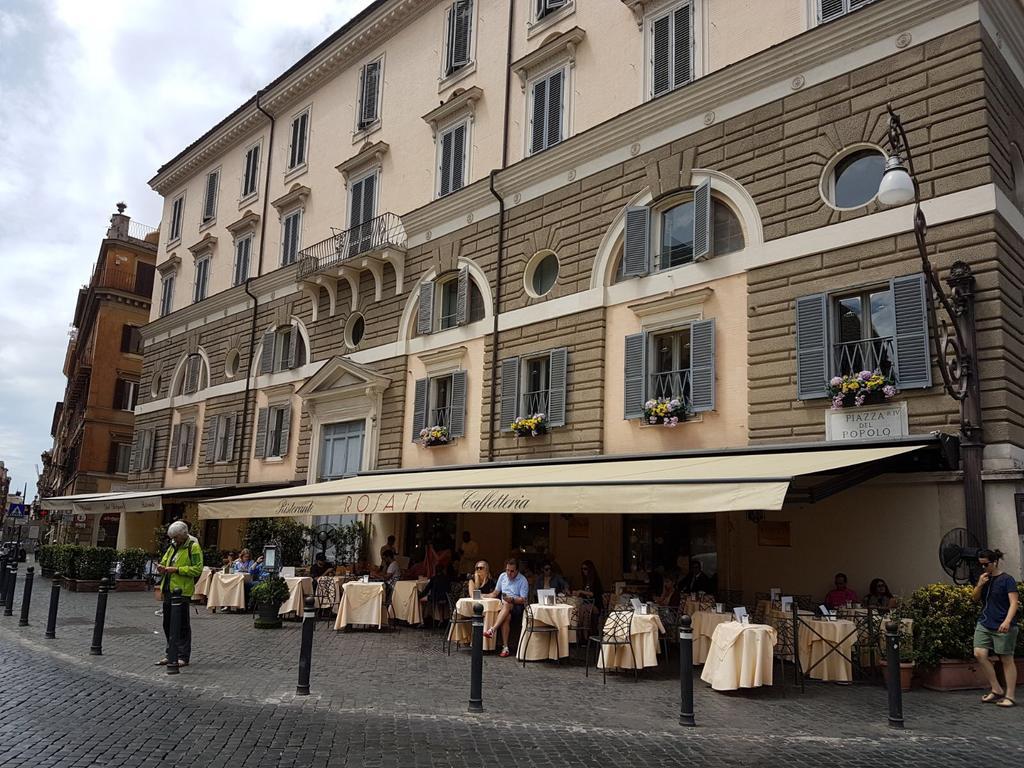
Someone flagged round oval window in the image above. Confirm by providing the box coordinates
[346,313,365,348]
[224,349,240,379]
[830,148,885,209]
[531,252,559,296]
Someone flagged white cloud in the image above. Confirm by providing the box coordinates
[0,0,369,496]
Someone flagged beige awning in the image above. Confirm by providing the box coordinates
[42,487,214,514]
[197,444,924,520]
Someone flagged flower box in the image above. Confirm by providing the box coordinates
[643,398,687,426]
[510,413,548,437]
[827,370,896,409]
[418,425,450,447]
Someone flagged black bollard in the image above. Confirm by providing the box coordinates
[44,574,62,639]
[4,563,17,617]
[791,600,803,690]
[0,553,8,597]
[18,567,34,627]
[296,596,316,695]
[468,602,484,712]
[89,578,110,656]
[678,614,696,726]
[884,620,905,729]
[166,588,184,674]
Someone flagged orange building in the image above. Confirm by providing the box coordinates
[40,204,158,546]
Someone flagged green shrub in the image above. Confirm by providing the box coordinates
[202,546,220,569]
[36,545,56,572]
[76,547,117,581]
[251,575,290,607]
[242,518,310,566]
[53,544,83,579]
[904,583,977,669]
[117,548,148,579]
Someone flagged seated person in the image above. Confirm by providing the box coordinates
[655,570,681,607]
[531,561,570,601]
[233,549,257,574]
[221,552,235,574]
[862,577,896,610]
[483,558,529,657]
[419,565,451,622]
[825,572,859,609]
[467,561,496,597]
[372,550,402,589]
[677,560,712,595]
[310,555,335,580]
[575,560,605,611]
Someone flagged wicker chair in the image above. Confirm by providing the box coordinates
[520,602,560,667]
[586,608,638,684]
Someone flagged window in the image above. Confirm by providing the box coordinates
[623,319,716,418]
[535,0,569,21]
[345,313,365,348]
[112,443,132,475]
[287,109,309,170]
[429,374,454,428]
[121,325,143,355]
[439,276,460,330]
[225,349,240,379]
[349,172,377,255]
[260,325,306,375]
[529,68,565,155]
[444,0,473,75]
[818,0,876,24]
[168,194,184,243]
[241,142,261,199]
[114,379,139,411]
[650,3,692,98]
[267,405,289,458]
[411,370,468,440]
[193,255,210,303]
[437,121,468,198]
[319,421,364,481]
[207,413,237,464]
[201,169,219,224]
[522,356,549,416]
[824,147,885,209]
[232,234,252,286]
[795,274,932,399]
[659,198,742,269]
[528,251,559,297]
[281,209,302,265]
[160,274,175,317]
[357,59,382,130]
[168,420,196,469]
[500,348,568,429]
[178,354,206,395]
[417,268,484,335]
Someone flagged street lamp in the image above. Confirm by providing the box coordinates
[879,106,986,545]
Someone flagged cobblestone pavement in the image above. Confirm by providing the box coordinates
[0,574,1019,766]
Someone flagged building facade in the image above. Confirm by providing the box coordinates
[131,0,1024,594]
[41,206,158,546]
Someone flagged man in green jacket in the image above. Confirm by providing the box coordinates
[156,520,204,666]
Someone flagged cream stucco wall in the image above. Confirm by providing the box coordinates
[602,273,749,453]
[705,0,806,72]
[246,389,303,484]
[161,403,205,488]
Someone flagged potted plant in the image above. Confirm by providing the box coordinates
[114,548,149,592]
[418,425,450,446]
[36,545,56,578]
[251,575,291,629]
[904,583,986,690]
[643,397,687,426]
[827,370,896,409]
[510,413,548,437]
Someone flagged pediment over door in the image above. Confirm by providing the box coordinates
[297,356,391,402]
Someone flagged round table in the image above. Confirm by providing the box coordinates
[596,612,666,670]
[449,597,502,651]
[205,572,248,611]
[334,581,385,629]
[691,610,734,665]
[278,576,314,617]
[517,603,574,661]
[700,622,778,691]
[798,619,856,682]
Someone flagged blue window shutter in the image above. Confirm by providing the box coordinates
[412,378,429,441]
[547,347,568,427]
[795,293,829,400]
[891,273,932,390]
[449,370,468,438]
[624,332,647,419]
[500,357,520,431]
[623,207,650,277]
[692,179,712,262]
[689,319,715,412]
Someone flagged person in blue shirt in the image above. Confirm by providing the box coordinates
[973,548,1019,708]
[484,558,529,657]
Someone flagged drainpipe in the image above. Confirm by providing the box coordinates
[486,0,515,463]
[236,92,275,483]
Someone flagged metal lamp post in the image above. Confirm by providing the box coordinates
[879,106,986,545]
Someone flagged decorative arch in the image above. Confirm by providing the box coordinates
[589,168,763,290]
[254,315,312,373]
[168,346,212,404]
[397,257,494,342]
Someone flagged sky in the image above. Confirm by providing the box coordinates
[0,0,370,499]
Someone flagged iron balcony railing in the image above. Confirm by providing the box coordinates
[296,212,406,280]
[128,220,158,241]
[520,390,549,416]
[649,368,692,407]
[832,336,897,379]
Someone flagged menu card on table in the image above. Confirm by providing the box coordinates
[537,588,556,605]
[780,596,793,612]
[733,606,748,623]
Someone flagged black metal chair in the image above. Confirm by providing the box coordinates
[313,576,339,622]
[656,605,679,659]
[586,608,638,684]
[443,592,473,655]
[521,602,560,667]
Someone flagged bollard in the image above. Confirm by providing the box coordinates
[884,620,905,729]
[89,578,110,656]
[0,553,8,597]
[18,567,34,627]
[791,600,803,690]
[296,596,316,695]
[44,574,62,639]
[468,602,484,712]
[4,563,17,617]
[166,588,184,674]
[678,614,696,726]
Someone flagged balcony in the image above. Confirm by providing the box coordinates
[296,212,407,320]
[832,337,897,380]
[94,265,155,299]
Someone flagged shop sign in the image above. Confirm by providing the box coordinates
[825,401,908,442]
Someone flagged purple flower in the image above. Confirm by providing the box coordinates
[883,385,896,398]
[831,395,845,410]
[830,377,843,387]
[858,370,873,380]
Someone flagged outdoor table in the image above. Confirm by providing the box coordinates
[193,566,217,599]
[206,572,248,611]
[700,622,777,691]
[517,603,573,661]
[278,576,313,617]
[335,581,385,629]
[691,610,734,664]
[596,612,666,670]
[798,619,856,682]
[391,578,429,625]
[449,597,502,651]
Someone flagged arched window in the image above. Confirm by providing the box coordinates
[259,322,309,375]
[415,266,487,335]
[174,353,209,396]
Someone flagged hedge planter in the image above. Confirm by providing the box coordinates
[114,579,147,592]
[63,578,102,593]
[254,601,283,629]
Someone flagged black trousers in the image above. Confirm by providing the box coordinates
[162,593,192,662]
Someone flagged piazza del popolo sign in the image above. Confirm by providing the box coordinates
[825,401,909,442]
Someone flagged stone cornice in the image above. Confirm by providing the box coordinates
[270,185,311,212]
[511,26,586,89]
[335,141,390,181]
[226,210,261,235]
[187,234,217,258]
[156,255,181,275]
[421,87,484,137]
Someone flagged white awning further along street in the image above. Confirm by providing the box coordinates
[41,487,215,514]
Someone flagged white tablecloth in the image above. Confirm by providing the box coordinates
[192,567,217,599]
[691,610,734,665]
[517,604,573,661]
[449,598,502,651]
[206,572,248,611]
[596,613,666,670]
[334,581,384,629]
[391,579,429,625]
[279,576,314,617]
[700,622,777,691]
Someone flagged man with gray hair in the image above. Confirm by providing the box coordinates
[156,520,204,666]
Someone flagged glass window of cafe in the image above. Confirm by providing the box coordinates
[622,513,717,583]
[511,513,550,573]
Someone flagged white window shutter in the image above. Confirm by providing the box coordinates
[623,207,651,277]
[500,357,520,430]
[448,370,468,438]
[412,378,429,440]
[547,347,568,427]
[623,332,647,419]
[818,0,846,23]
[689,319,716,412]
[203,171,218,221]
[439,130,454,197]
[360,61,380,127]
[455,267,470,326]
[692,179,712,261]
[795,293,830,400]
[891,273,932,390]
[417,281,435,335]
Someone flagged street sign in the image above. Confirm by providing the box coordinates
[7,503,26,518]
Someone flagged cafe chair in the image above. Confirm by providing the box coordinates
[656,605,679,659]
[443,593,472,656]
[382,584,399,633]
[521,602,560,668]
[586,608,638,684]
[314,577,338,622]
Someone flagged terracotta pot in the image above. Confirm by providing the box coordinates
[880,660,914,692]
[63,578,103,593]
[918,659,989,691]
[114,579,147,592]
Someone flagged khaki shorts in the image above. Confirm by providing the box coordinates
[974,622,1020,657]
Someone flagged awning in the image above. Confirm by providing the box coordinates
[43,487,218,514]
[198,440,942,520]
